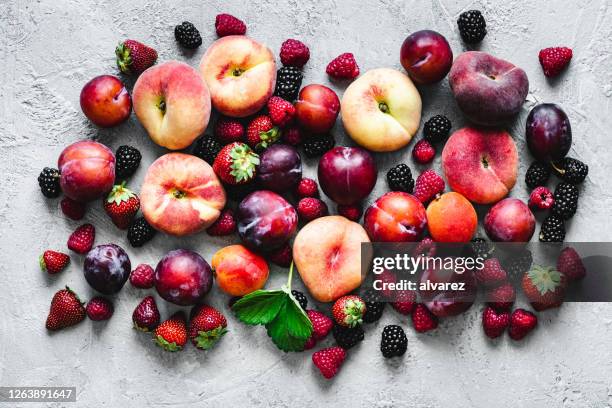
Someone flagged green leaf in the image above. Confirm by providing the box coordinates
[264,294,313,352]
[232,290,286,325]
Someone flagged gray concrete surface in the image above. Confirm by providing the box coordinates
[1,0,612,407]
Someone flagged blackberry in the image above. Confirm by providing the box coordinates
[361,289,386,323]
[502,249,533,281]
[291,290,308,310]
[552,158,588,184]
[303,134,335,157]
[525,161,551,188]
[470,237,495,260]
[193,136,222,165]
[115,145,142,180]
[539,215,565,242]
[380,325,408,358]
[332,324,364,350]
[457,10,487,43]
[174,22,202,49]
[423,115,452,143]
[127,217,157,247]
[386,164,414,193]
[38,167,61,198]
[274,66,303,101]
[551,182,579,220]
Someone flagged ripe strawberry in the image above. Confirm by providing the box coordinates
[412,140,436,164]
[539,47,572,77]
[312,346,346,379]
[486,282,516,311]
[246,115,280,150]
[282,125,303,146]
[67,223,95,254]
[154,311,187,351]
[482,306,509,339]
[391,290,417,315]
[189,304,228,350]
[522,265,567,311]
[557,247,586,281]
[332,295,366,328]
[508,308,537,340]
[337,204,362,222]
[215,13,246,37]
[39,250,70,274]
[60,197,86,220]
[295,178,319,198]
[115,40,157,75]
[267,96,295,127]
[212,142,260,185]
[132,296,160,332]
[529,186,554,210]
[206,209,236,236]
[103,183,140,229]
[280,39,310,67]
[86,297,114,321]
[412,303,438,333]
[129,264,155,289]
[307,309,333,340]
[474,258,507,287]
[267,243,292,267]
[215,117,245,145]
[326,53,359,79]
[297,197,328,222]
[46,287,85,330]
[413,170,445,203]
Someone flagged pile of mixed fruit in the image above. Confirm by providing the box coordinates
[37,11,589,379]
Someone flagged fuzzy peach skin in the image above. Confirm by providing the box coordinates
[140,153,226,236]
[199,36,276,117]
[293,216,371,303]
[133,61,211,150]
[442,127,518,204]
[341,68,421,152]
[426,192,477,242]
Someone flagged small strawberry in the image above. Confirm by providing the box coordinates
[486,282,516,311]
[189,304,228,350]
[86,297,114,321]
[132,296,160,332]
[326,53,359,79]
[508,308,537,340]
[154,311,187,351]
[215,117,245,145]
[115,40,157,75]
[46,287,85,331]
[522,265,567,311]
[295,178,319,198]
[413,170,445,203]
[337,204,362,222]
[539,47,572,77]
[130,264,155,289]
[267,243,293,267]
[297,197,328,222]
[482,306,509,339]
[412,303,438,333]
[282,125,303,146]
[206,209,236,236]
[312,346,346,379]
[474,258,507,287]
[529,186,554,211]
[307,309,333,340]
[39,250,70,274]
[67,223,95,254]
[391,290,417,315]
[557,247,586,281]
[280,39,310,67]
[267,96,296,127]
[332,295,366,328]
[212,142,260,185]
[60,197,86,220]
[412,140,436,164]
[215,13,246,37]
[246,115,281,150]
[103,183,140,229]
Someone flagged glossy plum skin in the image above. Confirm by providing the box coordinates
[256,144,302,192]
[83,244,131,294]
[363,192,427,242]
[420,266,477,317]
[526,103,572,162]
[318,146,377,205]
[295,84,340,133]
[236,190,298,251]
[400,30,453,84]
[80,75,131,127]
[484,198,536,242]
[154,249,213,306]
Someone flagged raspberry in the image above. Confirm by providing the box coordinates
[267,96,295,127]
[267,243,293,267]
[86,297,114,321]
[413,170,445,203]
[67,223,95,254]
[282,126,303,146]
[130,264,155,289]
[297,198,328,222]
[215,14,246,37]
[215,117,245,145]
[528,186,554,210]
[412,139,436,164]
[279,39,310,68]
[206,209,236,236]
[312,347,346,379]
[391,290,417,315]
[295,178,319,198]
[308,310,333,340]
[557,247,586,281]
[412,303,438,333]
[457,10,487,43]
[539,47,572,77]
[326,53,359,79]
[60,197,86,220]
[337,204,362,222]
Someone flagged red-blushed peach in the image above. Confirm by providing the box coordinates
[140,153,226,236]
[484,198,535,242]
[341,68,421,152]
[442,127,518,204]
[133,61,211,150]
[426,192,477,242]
[200,36,276,117]
[293,216,370,302]
[363,192,427,242]
[212,245,269,296]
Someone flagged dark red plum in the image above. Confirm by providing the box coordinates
[400,30,453,84]
[419,266,477,317]
[256,144,302,192]
[154,249,213,306]
[84,244,131,294]
[318,146,377,205]
[237,190,298,251]
[526,103,572,162]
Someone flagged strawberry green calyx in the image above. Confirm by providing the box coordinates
[106,181,136,205]
[229,144,260,183]
[194,326,229,350]
[255,127,281,151]
[342,299,365,327]
[154,335,182,352]
[528,265,563,295]
[115,42,133,74]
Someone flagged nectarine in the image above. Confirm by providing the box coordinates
[426,192,477,243]
[212,245,269,296]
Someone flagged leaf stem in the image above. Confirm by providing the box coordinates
[286,262,294,291]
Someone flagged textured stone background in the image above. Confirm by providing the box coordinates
[1,0,612,407]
